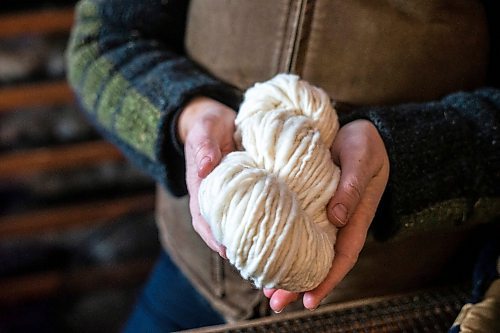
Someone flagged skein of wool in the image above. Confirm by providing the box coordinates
[199,74,340,292]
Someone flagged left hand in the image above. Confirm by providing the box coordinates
[264,119,390,312]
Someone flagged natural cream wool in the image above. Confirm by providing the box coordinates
[199,74,341,292]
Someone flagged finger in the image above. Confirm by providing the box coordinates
[327,172,367,227]
[303,213,368,309]
[327,144,372,227]
[189,192,226,258]
[191,211,224,254]
[192,137,222,178]
[269,290,299,313]
[306,169,386,309]
[302,250,357,310]
[184,133,223,253]
[192,214,227,259]
[263,288,276,298]
[182,117,232,259]
[219,246,227,259]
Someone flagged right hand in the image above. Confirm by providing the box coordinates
[178,96,237,258]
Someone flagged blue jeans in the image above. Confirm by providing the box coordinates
[123,251,225,332]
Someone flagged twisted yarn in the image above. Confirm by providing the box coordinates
[199,74,340,291]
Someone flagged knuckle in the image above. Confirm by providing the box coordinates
[337,251,359,267]
[194,138,216,159]
[343,179,362,202]
[196,138,214,152]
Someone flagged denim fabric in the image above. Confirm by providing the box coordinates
[123,251,225,332]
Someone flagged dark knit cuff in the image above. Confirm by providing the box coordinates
[338,88,500,240]
[157,76,243,197]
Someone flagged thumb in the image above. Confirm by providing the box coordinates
[185,123,223,179]
[327,169,368,227]
[194,138,222,178]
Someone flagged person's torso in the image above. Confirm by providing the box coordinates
[185,0,489,105]
[164,0,491,322]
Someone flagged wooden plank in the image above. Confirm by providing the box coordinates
[0,8,74,38]
[0,259,155,304]
[0,141,124,177]
[0,81,74,111]
[0,194,156,239]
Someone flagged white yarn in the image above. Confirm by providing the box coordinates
[199,74,340,292]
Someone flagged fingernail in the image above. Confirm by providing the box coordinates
[218,248,227,260]
[308,306,318,311]
[273,307,284,314]
[198,156,211,171]
[332,204,347,225]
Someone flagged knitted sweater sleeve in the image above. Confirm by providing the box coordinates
[340,0,500,239]
[66,0,242,196]
[339,88,500,240]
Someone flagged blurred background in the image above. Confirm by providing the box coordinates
[0,2,161,332]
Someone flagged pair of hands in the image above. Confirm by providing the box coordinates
[178,97,389,313]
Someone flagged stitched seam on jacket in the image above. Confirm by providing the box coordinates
[289,0,316,74]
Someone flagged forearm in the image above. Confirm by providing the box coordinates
[66,0,242,195]
[340,88,500,239]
